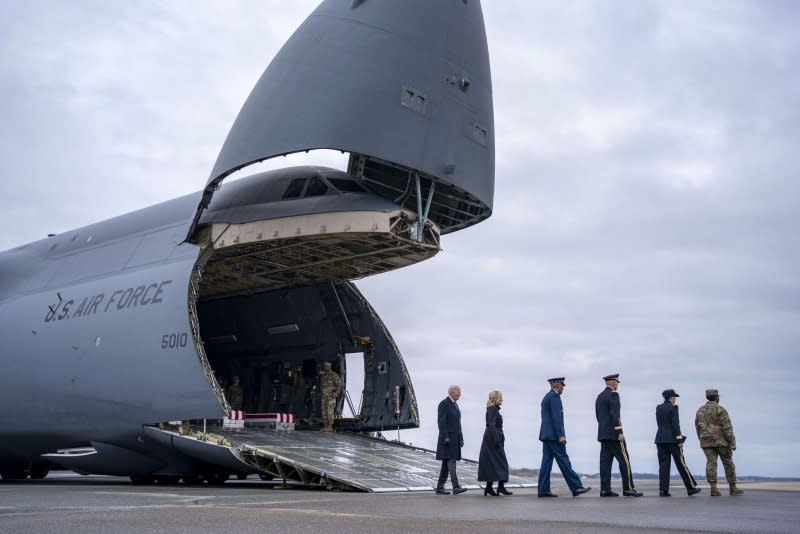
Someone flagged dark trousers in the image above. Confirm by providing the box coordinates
[657,443,697,493]
[600,440,635,492]
[538,441,583,493]
[437,459,459,489]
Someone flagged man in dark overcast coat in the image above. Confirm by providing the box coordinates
[435,384,466,495]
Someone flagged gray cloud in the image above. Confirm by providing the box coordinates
[2,1,798,477]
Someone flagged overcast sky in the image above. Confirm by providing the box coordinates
[2,1,799,477]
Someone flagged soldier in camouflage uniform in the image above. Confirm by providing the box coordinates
[226,376,244,411]
[695,388,743,496]
[319,362,341,432]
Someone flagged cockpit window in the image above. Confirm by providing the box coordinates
[282,178,306,199]
[304,176,329,197]
[328,178,367,193]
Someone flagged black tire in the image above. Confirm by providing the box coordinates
[258,473,274,481]
[28,467,49,480]
[0,470,28,481]
[130,475,156,485]
[206,472,229,486]
[236,473,248,480]
[155,475,181,485]
[182,475,204,486]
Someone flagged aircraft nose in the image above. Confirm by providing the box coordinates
[190,0,494,241]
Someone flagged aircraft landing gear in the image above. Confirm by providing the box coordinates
[0,470,28,481]
[28,466,49,480]
[130,475,156,485]
[206,472,230,486]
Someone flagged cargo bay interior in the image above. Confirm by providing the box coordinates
[195,279,419,432]
[184,165,449,432]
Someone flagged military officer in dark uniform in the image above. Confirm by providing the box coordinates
[537,377,591,498]
[595,373,642,497]
[435,385,467,495]
[655,389,701,497]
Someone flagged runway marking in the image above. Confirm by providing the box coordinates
[92,491,212,499]
[202,498,358,508]
[217,507,381,520]
[0,497,347,519]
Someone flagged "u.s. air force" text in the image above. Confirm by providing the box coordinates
[44,280,173,323]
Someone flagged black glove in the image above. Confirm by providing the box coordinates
[459,441,464,448]
[444,437,450,446]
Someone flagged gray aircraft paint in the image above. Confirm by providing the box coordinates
[0,253,220,442]
[0,0,494,481]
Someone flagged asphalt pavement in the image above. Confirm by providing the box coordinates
[1,474,798,533]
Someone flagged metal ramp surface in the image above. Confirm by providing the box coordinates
[222,428,536,493]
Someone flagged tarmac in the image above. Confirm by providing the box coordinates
[1,473,798,533]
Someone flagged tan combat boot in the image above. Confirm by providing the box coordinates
[729,483,744,496]
[709,482,721,496]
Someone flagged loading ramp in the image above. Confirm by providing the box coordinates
[150,426,536,492]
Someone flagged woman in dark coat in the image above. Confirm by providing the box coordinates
[478,390,512,496]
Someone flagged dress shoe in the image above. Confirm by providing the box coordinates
[453,486,468,495]
[538,492,558,498]
[687,488,702,496]
[435,488,450,495]
[623,489,643,497]
[497,483,513,496]
[659,491,671,497]
[483,486,498,496]
[600,490,619,497]
[572,486,591,497]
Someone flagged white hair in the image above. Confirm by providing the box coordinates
[448,384,461,394]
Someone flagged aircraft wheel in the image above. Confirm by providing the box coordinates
[182,475,205,486]
[28,466,49,480]
[236,473,248,480]
[206,472,229,486]
[130,475,156,485]
[155,475,181,485]
[258,473,274,481]
[0,470,28,481]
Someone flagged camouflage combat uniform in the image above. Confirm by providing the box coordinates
[226,383,243,411]
[319,364,341,431]
[695,400,737,484]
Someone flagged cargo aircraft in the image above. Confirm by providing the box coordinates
[0,0,496,490]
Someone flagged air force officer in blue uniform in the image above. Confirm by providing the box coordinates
[537,377,591,497]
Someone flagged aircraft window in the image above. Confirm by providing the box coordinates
[304,177,329,197]
[282,178,306,199]
[328,178,367,193]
